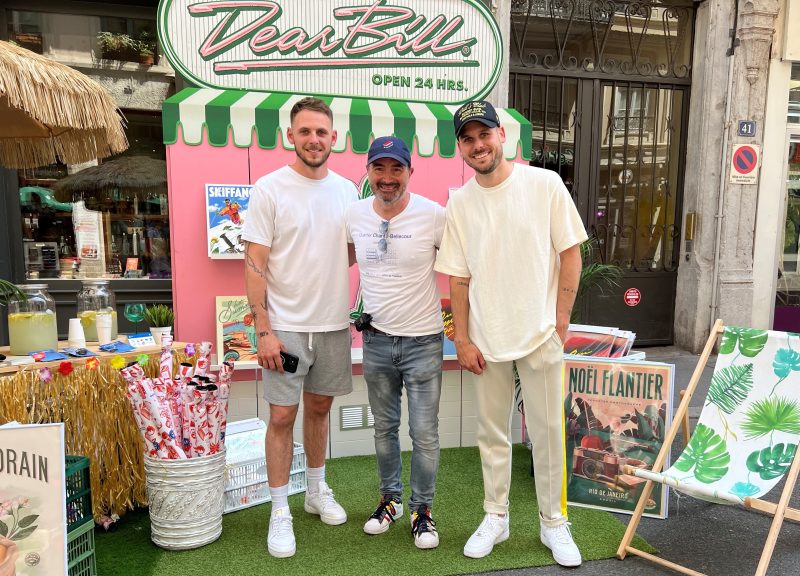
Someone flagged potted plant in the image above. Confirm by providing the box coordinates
[572,237,624,322]
[0,280,26,307]
[96,31,136,61]
[143,304,174,345]
[136,31,157,66]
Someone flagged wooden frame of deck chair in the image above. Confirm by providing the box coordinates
[617,319,800,576]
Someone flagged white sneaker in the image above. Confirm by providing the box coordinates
[267,506,295,558]
[304,481,347,525]
[463,513,509,558]
[411,507,439,550]
[363,498,403,535]
[540,521,582,567]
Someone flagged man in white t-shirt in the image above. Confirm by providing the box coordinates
[242,97,358,559]
[346,136,445,549]
[434,101,588,566]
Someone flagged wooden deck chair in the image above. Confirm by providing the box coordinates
[617,319,800,576]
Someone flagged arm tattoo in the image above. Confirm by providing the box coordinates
[246,252,267,280]
[561,287,577,294]
[456,281,469,287]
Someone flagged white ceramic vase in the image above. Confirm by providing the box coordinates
[149,326,173,346]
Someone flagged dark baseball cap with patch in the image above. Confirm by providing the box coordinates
[453,100,501,137]
[367,136,412,167]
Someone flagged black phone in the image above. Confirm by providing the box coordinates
[280,350,299,373]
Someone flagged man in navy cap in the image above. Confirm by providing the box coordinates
[346,136,446,549]
[437,100,587,566]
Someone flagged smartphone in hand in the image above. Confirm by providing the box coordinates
[279,350,299,373]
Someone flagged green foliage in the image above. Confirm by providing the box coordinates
[706,364,754,414]
[719,327,768,358]
[741,397,800,440]
[773,347,800,379]
[142,304,174,328]
[0,279,26,307]
[746,443,797,480]
[572,238,623,323]
[674,423,730,483]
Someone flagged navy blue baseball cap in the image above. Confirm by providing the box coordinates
[453,100,501,137]
[367,136,411,167]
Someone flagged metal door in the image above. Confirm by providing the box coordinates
[508,0,695,344]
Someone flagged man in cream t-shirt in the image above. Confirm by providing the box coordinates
[346,136,445,549]
[242,97,358,558]
[435,101,588,567]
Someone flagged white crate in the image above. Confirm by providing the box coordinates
[223,442,306,514]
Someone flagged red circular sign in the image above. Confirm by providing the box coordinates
[733,146,758,174]
[624,288,642,307]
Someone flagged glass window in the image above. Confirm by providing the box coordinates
[6,10,158,65]
[790,63,800,125]
[17,114,170,282]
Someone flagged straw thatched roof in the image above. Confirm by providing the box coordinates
[0,40,128,169]
[52,155,166,195]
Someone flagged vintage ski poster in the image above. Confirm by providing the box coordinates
[0,422,67,575]
[215,296,258,365]
[564,357,674,518]
[206,184,252,259]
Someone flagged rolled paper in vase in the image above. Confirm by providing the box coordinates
[206,391,221,454]
[159,343,174,382]
[192,387,211,458]
[178,362,194,380]
[217,361,234,444]
[195,341,212,377]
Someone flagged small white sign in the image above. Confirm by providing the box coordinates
[730,144,760,185]
[0,423,67,576]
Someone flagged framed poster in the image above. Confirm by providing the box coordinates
[215,296,258,365]
[563,357,674,518]
[0,422,67,575]
[206,184,252,259]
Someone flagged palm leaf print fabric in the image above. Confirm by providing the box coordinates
[651,328,800,505]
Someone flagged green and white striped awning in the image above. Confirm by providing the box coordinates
[163,88,531,160]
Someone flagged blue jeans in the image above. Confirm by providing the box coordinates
[362,330,443,512]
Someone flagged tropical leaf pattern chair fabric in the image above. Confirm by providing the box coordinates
[617,321,800,576]
[634,327,800,505]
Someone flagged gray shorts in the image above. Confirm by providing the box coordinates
[263,328,353,406]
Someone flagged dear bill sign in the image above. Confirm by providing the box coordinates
[563,357,674,519]
[157,0,503,104]
[0,423,67,575]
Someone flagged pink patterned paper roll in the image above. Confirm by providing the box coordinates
[195,341,212,377]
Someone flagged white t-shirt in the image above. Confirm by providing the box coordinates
[434,164,587,362]
[346,194,445,336]
[242,165,358,331]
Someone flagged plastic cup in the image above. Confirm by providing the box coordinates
[96,314,113,345]
[68,318,87,349]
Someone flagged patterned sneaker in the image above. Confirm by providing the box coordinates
[267,506,296,558]
[540,521,582,567]
[411,506,439,549]
[463,513,509,558]
[304,481,347,525]
[363,497,403,535]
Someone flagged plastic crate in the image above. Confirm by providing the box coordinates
[67,518,96,576]
[65,456,92,531]
[223,442,306,513]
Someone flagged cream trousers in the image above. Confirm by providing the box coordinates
[471,331,568,527]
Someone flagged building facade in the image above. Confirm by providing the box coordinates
[1,0,799,351]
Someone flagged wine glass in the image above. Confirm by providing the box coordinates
[124,303,146,334]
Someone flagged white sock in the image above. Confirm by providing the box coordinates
[307,465,325,495]
[270,484,289,511]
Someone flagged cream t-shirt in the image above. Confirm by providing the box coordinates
[434,164,587,362]
[242,166,358,331]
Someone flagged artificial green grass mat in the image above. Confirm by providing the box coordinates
[95,444,653,575]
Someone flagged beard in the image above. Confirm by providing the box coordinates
[372,181,406,206]
[295,145,332,169]
[464,148,502,175]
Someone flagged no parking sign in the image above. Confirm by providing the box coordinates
[730,144,760,185]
